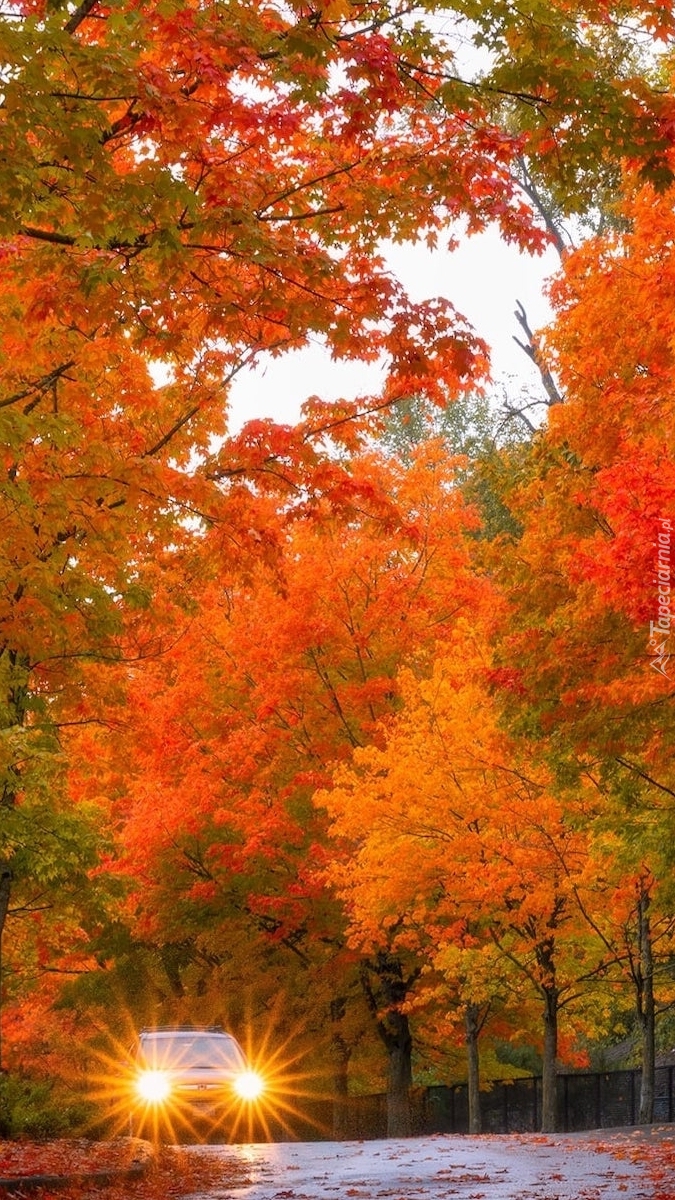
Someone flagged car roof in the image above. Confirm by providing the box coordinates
[140,1026,238,1039]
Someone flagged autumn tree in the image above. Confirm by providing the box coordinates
[3,0,675,1103]
[60,441,485,1130]
[321,628,609,1133]
[0,0,510,1047]
[531,753,675,1125]
[0,0,497,1066]
[481,166,675,1118]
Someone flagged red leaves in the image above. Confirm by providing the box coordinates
[573,1128,675,1198]
[0,1142,245,1199]
[0,1139,142,1180]
[496,175,675,747]
[383,299,490,406]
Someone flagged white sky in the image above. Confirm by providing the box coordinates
[226,227,561,432]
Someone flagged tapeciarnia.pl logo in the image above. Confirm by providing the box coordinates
[649,517,672,678]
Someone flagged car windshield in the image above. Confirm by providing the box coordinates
[140,1034,246,1070]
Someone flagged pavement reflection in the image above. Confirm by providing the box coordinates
[187,1132,657,1200]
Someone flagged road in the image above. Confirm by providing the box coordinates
[188,1133,659,1199]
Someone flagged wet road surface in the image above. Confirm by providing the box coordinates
[188,1132,660,1199]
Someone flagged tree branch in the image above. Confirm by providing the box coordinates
[0,362,76,412]
[64,0,101,36]
[515,158,570,260]
[614,757,675,802]
[513,300,563,406]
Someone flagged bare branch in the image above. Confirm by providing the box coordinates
[513,300,563,407]
[515,158,571,260]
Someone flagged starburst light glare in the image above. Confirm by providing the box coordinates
[136,1070,171,1103]
[234,1069,265,1100]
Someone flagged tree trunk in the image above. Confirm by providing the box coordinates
[360,953,417,1138]
[465,1003,482,1134]
[159,943,186,998]
[385,1010,413,1137]
[0,868,12,1073]
[0,651,30,1074]
[330,997,352,1140]
[540,985,558,1133]
[637,889,655,1125]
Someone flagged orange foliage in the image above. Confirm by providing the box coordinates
[68,445,483,988]
[320,624,601,1075]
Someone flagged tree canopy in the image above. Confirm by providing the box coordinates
[2,0,675,1137]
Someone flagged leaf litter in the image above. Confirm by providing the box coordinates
[1,1129,675,1199]
[0,1141,247,1198]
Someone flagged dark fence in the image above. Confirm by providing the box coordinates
[266,1065,675,1142]
[420,1065,675,1136]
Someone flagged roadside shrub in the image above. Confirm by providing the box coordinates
[0,1073,91,1139]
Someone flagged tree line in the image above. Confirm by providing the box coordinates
[0,0,674,1138]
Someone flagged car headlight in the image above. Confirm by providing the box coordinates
[234,1070,264,1100]
[136,1070,171,1103]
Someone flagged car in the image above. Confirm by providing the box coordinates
[129,1025,265,1141]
